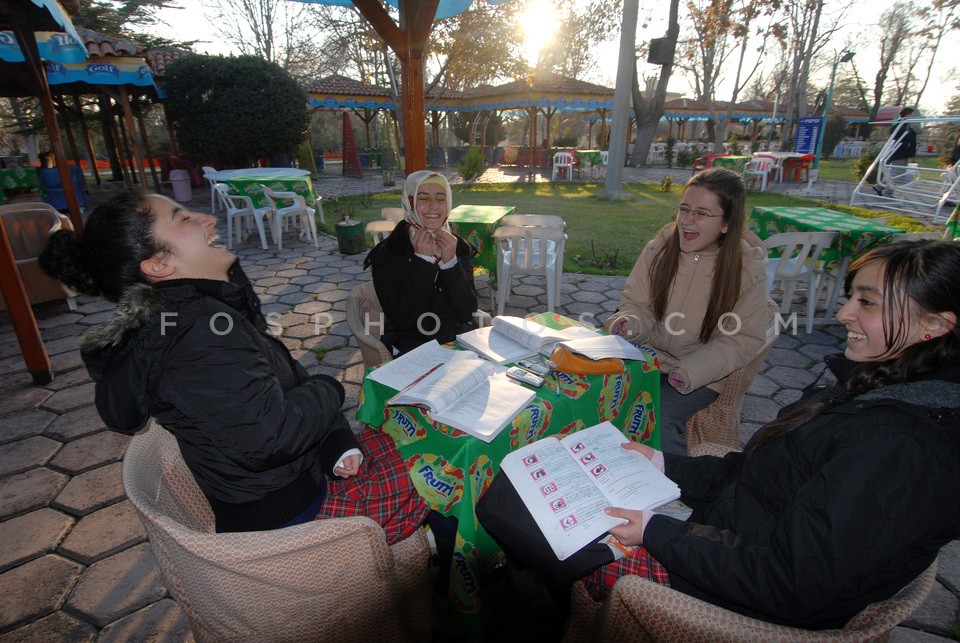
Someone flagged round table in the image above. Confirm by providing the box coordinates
[204,168,316,209]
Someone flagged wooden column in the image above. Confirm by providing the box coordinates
[0,218,52,383]
[73,94,101,186]
[134,99,162,193]
[54,97,82,166]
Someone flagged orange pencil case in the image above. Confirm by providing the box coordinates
[548,346,625,375]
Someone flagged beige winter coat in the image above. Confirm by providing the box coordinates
[605,226,775,394]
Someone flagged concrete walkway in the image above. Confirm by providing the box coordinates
[0,166,957,641]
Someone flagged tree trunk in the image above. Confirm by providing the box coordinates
[629,0,680,167]
[98,94,124,182]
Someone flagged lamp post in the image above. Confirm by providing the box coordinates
[813,50,855,171]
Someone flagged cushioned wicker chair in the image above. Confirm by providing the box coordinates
[346,282,492,370]
[563,560,936,643]
[122,421,431,642]
[684,339,775,450]
[0,202,77,311]
[563,442,938,643]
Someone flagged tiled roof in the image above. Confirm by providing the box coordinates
[75,27,142,57]
[145,47,191,77]
[466,75,613,99]
[307,75,390,97]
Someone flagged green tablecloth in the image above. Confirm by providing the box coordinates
[711,155,752,173]
[448,204,515,277]
[223,173,318,210]
[0,167,41,203]
[356,312,661,615]
[575,149,604,168]
[749,206,903,272]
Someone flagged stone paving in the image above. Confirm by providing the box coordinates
[0,166,957,641]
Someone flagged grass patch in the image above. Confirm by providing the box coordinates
[314,343,345,362]
[325,181,938,276]
[815,157,942,182]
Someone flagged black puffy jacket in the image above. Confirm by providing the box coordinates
[645,356,960,629]
[81,262,358,532]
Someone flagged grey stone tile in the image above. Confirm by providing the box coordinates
[59,500,146,565]
[96,598,193,643]
[64,543,167,628]
[937,540,959,594]
[41,366,92,391]
[53,462,125,517]
[0,436,61,477]
[0,611,96,643]
[741,396,782,424]
[43,406,107,442]
[0,408,55,444]
[767,346,819,369]
[48,431,128,475]
[40,324,86,342]
[37,313,83,330]
[41,382,96,414]
[764,366,819,389]
[292,300,333,315]
[0,354,28,375]
[0,467,69,519]
[41,336,83,356]
[0,508,74,572]
[901,580,960,638]
[50,350,84,373]
[0,555,82,631]
[0,381,53,417]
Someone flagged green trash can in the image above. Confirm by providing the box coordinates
[335,216,366,254]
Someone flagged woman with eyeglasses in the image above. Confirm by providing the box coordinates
[364,171,479,356]
[605,168,775,454]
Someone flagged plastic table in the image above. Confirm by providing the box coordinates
[204,168,317,210]
[448,204,515,277]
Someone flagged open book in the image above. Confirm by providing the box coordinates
[388,355,536,443]
[500,422,680,561]
[457,316,600,364]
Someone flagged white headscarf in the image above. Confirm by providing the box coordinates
[401,170,452,233]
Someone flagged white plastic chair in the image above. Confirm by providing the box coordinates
[365,220,399,245]
[201,166,219,214]
[380,207,404,221]
[492,216,567,315]
[214,183,272,250]
[743,157,772,191]
[552,152,574,181]
[260,184,318,251]
[763,231,839,334]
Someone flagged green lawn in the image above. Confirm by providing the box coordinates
[322,181,937,277]
[815,156,941,182]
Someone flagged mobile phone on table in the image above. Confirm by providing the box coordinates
[506,366,545,388]
[516,359,551,378]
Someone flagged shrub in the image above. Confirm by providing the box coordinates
[665,137,676,168]
[853,148,881,183]
[164,55,307,167]
[458,145,484,181]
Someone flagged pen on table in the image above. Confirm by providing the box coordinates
[397,362,444,395]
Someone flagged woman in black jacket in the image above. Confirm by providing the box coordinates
[41,191,427,537]
[478,239,960,629]
[364,171,479,355]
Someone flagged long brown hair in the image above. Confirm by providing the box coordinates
[650,168,746,343]
[749,239,960,454]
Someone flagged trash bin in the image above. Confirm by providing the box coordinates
[335,216,366,254]
[169,169,192,202]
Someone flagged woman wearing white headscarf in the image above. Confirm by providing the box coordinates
[364,171,479,355]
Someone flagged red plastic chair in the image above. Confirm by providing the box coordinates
[783,154,814,182]
[691,153,729,174]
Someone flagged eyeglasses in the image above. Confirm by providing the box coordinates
[677,206,724,222]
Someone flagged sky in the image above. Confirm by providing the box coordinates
[150,0,959,116]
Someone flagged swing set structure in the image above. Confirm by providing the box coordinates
[850,116,960,224]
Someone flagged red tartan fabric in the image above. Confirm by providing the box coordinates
[316,429,429,544]
[582,546,670,601]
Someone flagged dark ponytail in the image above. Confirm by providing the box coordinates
[750,239,960,453]
[39,191,167,302]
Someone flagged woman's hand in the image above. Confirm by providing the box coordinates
[433,229,458,263]
[667,370,687,390]
[604,507,652,546]
[412,227,437,256]
[334,454,361,479]
[620,441,664,472]
[608,317,629,337]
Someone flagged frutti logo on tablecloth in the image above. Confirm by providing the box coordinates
[557,418,584,439]
[452,533,480,610]
[406,454,463,513]
[509,398,554,447]
[624,391,656,442]
[381,407,427,442]
[597,371,630,422]
[469,455,495,502]
[462,229,482,254]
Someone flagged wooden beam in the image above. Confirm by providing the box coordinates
[116,86,150,190]
[134,99,162,193]
[353,0,405,55]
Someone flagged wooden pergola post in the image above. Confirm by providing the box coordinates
[134,98,162,193]
[73,94,101,185]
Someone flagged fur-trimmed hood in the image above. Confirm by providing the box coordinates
[81,283,161,352]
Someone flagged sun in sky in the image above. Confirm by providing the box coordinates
[519,0,560,66]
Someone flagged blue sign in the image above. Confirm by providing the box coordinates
[795,117,823,155]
